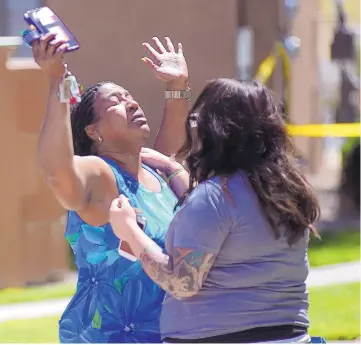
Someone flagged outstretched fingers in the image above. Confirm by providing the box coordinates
[142,42,160,61]
[141,57,158,71]
[164,37,175,52]
[151,36,167,53]
[143,36,180,58]
[177,42,183,56]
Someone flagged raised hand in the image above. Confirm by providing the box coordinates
[142,37,188,84]
[31,32,68,82]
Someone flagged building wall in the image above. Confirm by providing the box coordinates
[0,0,321,287]
[238,0,284,96]
[289,0,323,173]
[0,45,68,288]
[45,0,321,169]
[45,0,239,147]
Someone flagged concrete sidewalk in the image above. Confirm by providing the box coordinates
[0,261,360,323]
[306,261,360,287]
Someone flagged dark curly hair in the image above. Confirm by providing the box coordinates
[70,81,111,156]
[178,78,320,245]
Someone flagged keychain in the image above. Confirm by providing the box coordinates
[58,70,71,103]
[68,75,82,103]
[58,63,82,104]
[21,26,83,104]
[21,25,83,104]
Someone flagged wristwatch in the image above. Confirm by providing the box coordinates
[165,87,191,101]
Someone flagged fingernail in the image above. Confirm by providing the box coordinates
[141,57,146,62]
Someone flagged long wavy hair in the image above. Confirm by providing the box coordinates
[177,78,320,245]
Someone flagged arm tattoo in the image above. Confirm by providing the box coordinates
[139,245,215,299]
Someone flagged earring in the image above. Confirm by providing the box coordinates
[98,137,103,142]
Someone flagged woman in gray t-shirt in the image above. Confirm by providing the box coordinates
[109,79,322,343]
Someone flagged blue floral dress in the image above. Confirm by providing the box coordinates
[59,158,177,343]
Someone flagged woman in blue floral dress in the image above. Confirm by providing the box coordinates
[31,34,189,343]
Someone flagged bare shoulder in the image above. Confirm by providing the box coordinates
[74,154,110,171]
[73,155,117,181]
[47,155,117,215]
[73,154,118,196]
[73,155,120,225]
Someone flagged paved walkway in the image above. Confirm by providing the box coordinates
[306,261,360,287]
[0,261,360,323]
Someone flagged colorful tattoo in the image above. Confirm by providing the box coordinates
[139,246,215,299]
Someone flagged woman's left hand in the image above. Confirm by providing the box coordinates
[109,195,138,242]
[142,37,188,85]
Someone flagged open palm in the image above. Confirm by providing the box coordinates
[142,37,188,83]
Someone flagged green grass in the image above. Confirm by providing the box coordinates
[308,230,360,267]
[0,283,75,305]
[0,282,359,343]
[0,315,60,343]
[309,282,360,341]
[0,231,358,306]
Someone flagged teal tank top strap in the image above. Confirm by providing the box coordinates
[100,156,131,196]
[142,163,170,189]
[100,156,170,197]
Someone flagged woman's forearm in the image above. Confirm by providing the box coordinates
[123,223,175,292]
[125,222,212,299]
[38,80,75,178]
[168,170,189,198]
[165,161,189,198]
[153,79,189,157]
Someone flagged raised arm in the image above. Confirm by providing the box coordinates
[34,34,101,211]
[142,37,189,156]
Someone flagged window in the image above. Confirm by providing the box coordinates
[0,0,42,57]
[236,26,254,81]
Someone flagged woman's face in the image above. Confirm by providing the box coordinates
[89,83,150,147]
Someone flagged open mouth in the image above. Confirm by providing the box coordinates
[131,112,147,124]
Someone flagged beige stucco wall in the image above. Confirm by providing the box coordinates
[44,0,239,146]
[0,44,68,288]
[0,0,322,287]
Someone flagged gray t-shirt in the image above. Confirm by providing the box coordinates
[160,171,309,340]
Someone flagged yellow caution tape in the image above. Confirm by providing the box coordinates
[276,43,291,82]
[287,123,360,137]
[255,42,292,114]
[255,46,360,138]
[255,53,277,85]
